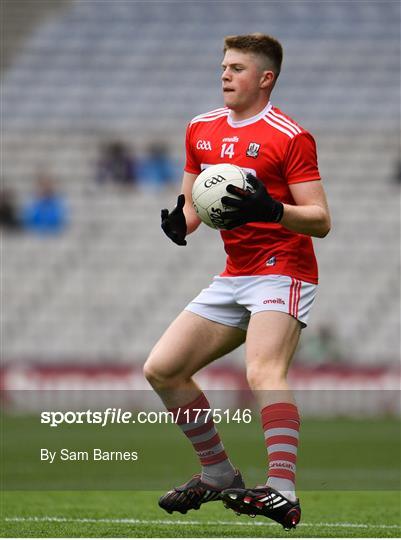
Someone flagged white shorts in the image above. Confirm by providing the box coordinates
[185,275,317,330]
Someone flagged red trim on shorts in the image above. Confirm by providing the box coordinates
[295,280,301,317]
[289,278,295,316]
[289,278,301,318]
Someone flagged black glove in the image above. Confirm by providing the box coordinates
[161,194,187,246]
[221,174,284,230]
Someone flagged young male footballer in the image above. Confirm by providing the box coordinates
[144,33,331,530]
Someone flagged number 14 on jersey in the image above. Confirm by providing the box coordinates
[221,143,235,159]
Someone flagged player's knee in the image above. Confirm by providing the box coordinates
[246,364,262,390]
[246,360,287,391]
[143,359,163,388]
[143,353,176,389]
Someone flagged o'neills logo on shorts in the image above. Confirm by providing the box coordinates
[263,298,286,305]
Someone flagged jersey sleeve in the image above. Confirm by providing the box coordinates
[184,123,201,174]
[282,131,321,184]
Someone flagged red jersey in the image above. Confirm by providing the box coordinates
[184,101,321,284]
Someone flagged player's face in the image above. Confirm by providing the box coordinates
[221,49,271,117]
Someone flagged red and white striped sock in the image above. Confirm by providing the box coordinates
[168,393,235,488]
[261,402,300,501]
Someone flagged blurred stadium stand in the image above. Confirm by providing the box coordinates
[2,1,400,371]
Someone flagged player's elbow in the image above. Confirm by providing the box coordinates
[315,211,331,238]
[318,227,330,238]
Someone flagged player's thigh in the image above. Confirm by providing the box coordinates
[245,310,301,385]
[145,310,245,383]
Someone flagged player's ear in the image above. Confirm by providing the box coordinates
[260,70,275,89]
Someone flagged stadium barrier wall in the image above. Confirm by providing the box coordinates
[1,363,399,417]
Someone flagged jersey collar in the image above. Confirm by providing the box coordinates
[227,101,272,128]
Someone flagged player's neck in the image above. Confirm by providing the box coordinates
[228,99,271,123]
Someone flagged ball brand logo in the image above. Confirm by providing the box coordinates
[210,206,225,227]
[196,140,212,150]
[204,175,225,188]
[263,298,285,305]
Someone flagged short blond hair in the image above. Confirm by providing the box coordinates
[223,33,283,80]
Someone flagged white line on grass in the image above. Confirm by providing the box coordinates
[4,516,401,530]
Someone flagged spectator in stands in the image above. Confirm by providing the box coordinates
[0,186,21,231]
[138,142,176,190]
[22,174,68,235]
[95,141,137,188]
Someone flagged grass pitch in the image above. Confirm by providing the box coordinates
[1,416,400,537]
[2,490,400,537]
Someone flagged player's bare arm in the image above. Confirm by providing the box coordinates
[281,180,331,238]
[221,174,330,238]
[180,171,202,234]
